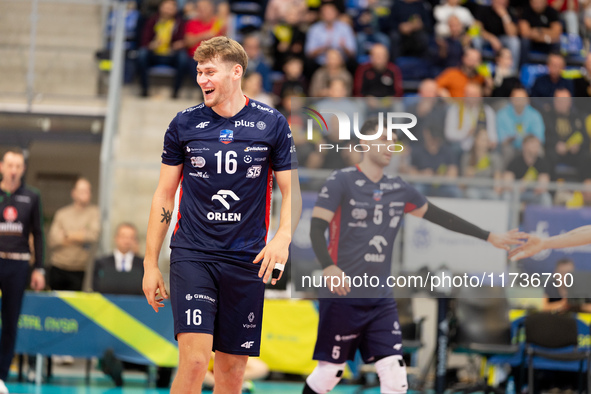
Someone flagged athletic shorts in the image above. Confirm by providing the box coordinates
[170,260,266,356]
[313,298,403,363]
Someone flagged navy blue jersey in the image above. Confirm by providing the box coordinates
[314,166,427,298]
[161,98,297,266]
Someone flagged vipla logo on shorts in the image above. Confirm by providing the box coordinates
[235,120,254,128]
[303,107,417,152]
[219,129,234,144]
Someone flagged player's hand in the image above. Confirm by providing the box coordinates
[508,235,544,261]
[323,265,350,296]
[253,232,290,285]
[487,228,529,251]
[143,265,168,312]
[30,270,45,291]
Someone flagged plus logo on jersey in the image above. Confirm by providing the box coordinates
[208,190,241,222]
[195,121,210,128]
[219,129,234,144]
[235,120,254,128]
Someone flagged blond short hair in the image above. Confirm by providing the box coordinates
[194,37,248,71]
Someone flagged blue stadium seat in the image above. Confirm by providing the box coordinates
[149,65,177,77]
[520,64,548,90]
[395,56,433,81]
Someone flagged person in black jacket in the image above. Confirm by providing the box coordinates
[0,147,45,394]
[94,223,172,388]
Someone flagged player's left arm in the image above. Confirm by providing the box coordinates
[253,169,302,285]
[408,202,528,250]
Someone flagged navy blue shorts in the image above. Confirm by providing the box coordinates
[313,298,403,363]
[170,260,265,356]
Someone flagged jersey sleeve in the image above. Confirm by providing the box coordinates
[271,114,298,171]
[161,115,184,166]
[400,179,428,213]
[314,171,346,213]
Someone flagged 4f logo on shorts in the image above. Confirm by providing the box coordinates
[241,341,255,349]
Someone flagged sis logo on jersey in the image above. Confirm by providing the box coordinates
[219,129,234,144]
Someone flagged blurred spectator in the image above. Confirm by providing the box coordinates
[388,0,432,60]
[304,3,357,75]
[352,0,391,61]
[408,129,463,198]
[432,15,470,69]
[353,43,403,97]
[316,81,364,168]
[491,48,521,97]
[573,53,591,97]
[461,128,504,199]
[472,0,520,70]
[518,0,562,64]
[436,48,490,98]
[444,82,497,161]
[184,0,226,58]
[94,223,173,389]
[269,9,307,71]
[541,258,590,312]
[0,148,45,393]
[243,72,275,106]
[548,0,579,35]
[496,86,545,163]
[275,57,308,99]
[544,89,589,179]
[138,0,187,98]
[503,134,552,206]
[530,53,573,97]
[48,177,100,292]
[434,0,474,38]
[265,0,308,25]
[309,49,353,97]
[243,34,272,92]
[406,79,448,143]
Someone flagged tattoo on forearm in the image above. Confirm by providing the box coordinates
[160,207,172,224]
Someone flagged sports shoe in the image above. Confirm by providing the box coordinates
[101,349,123,387]
[0,379,9,394]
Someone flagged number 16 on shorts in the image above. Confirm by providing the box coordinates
[186,309,202,326]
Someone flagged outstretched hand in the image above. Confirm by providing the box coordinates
[508,235,543,261]
[488,228,529,251]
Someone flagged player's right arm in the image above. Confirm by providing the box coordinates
[143,163,182,312]
[408,201,528,251]
[509,225,591,261]
[310,207,350,296]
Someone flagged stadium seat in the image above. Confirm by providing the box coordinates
[450,286,521,392]
[395,57,433,81]
[519,64,548,90]
[524,312,591,394]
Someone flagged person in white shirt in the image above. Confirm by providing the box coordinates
[434,0,475,37]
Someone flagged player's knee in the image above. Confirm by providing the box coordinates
[179,353,210,376]
[305,361,346,394]
[375,355,408,393]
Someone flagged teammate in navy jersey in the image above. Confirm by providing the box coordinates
[143,36,301,393]
[303,119,527,394]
